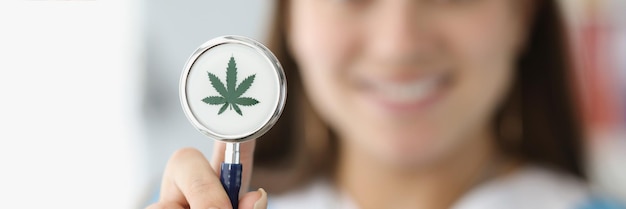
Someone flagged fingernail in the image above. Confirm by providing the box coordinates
[253,188,267,209]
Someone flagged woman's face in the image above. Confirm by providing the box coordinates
[288,0,531,165]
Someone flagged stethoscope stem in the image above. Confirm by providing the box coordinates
[221,142,242,209]
[224,142,240,164]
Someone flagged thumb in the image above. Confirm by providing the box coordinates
[239,188,268,209]
[210,139,256,195]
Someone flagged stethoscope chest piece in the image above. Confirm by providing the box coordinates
[180,35,286,143]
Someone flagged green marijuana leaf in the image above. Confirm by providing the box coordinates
[202,56,259,116]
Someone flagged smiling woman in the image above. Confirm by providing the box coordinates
[148,0,625,209]
[254,0,582,186]
[252,0,587,207]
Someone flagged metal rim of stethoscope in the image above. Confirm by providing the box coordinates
[179,35,287,143]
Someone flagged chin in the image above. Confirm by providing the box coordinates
[366,130,449,167]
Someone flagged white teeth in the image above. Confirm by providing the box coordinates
[372,75,441,103]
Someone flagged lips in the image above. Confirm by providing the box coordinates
[354,71,450,114]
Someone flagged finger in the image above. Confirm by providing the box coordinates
[145,201,185,209]
[238,188,267,209]
[210,140,256,194]
[160,148,232,209]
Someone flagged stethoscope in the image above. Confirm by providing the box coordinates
[180,35,286,209]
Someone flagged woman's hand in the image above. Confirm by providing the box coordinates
[146,140,267,209]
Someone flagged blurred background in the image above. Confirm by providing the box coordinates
[0,0,624,208]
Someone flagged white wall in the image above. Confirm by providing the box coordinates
[0,0,144,208]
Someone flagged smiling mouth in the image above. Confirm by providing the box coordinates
[354,71,451,113]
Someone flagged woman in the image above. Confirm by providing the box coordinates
[148,0,622,208]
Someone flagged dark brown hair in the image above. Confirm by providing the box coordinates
[251,0,585,193]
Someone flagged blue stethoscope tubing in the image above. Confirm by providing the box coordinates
[221,142,242,209]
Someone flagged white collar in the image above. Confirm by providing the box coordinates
[269,166,589,209]
[452,166,589,209]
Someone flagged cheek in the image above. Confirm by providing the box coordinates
[287,1,358,124]
[440,2,522,70]
[435,2,523,141]
[288,1,357,72]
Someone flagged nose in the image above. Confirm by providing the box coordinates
[365,1,433,66]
